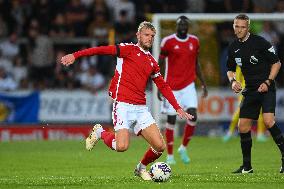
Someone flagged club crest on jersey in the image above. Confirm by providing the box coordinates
[189,43,193,50]
[249,55,258,64]
[235,58,242,66]
[174,45,179,49]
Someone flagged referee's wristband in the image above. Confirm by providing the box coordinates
[263,81,270,88]
[268,79,274,84]
[230,78,236,85]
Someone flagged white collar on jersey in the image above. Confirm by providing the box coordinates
[239,32,250,42]
[174,34,190,42]
[136,44,151,55]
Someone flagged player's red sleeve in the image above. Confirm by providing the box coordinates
[152,75,181,111]
[73,45,117,59]
[160,38,169,59]
[159,51,167,60]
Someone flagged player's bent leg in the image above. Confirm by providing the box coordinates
[115,128,130,152]
[141,123,166,152]
[134,123,165,181]
[86,124,104,151]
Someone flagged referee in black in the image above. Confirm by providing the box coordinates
[227,14,284,174]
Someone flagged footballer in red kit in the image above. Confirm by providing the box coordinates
[160,34,199,90]
[61,21,193,181]
[158,16,208,165]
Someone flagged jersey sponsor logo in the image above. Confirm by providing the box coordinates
[268,46,276,54]
[174,45,179,49]
[235,58,242,66]
[234,49,240,53]
[189,43,193,50]
[250,55,258,64]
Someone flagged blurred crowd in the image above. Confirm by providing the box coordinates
[0,0,284,92]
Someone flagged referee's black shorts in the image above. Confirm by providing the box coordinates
[239,89,276,120]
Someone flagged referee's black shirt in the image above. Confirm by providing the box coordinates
[227,34,279,90]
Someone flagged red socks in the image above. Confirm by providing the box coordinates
[101,131,116,150]
[141,147,162,166]
[165,128,174,155]
[182,124,195,146]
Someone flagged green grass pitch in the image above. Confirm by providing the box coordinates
[0,136,284,188]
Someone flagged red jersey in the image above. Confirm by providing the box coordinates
[160,34,199,90]
[73,43,181,110]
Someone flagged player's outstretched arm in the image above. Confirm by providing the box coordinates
[61,54,75,66]
[177,108,194,120]
[61,46,117,67]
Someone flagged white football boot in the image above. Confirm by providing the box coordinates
[85,124,102,151]
[134,168,152,181]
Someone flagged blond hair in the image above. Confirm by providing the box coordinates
[234,14,250,25]
[137,21,156,33]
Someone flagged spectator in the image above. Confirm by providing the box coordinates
[0,50,13,75]
[258,21,280,51]
[185,0,205,13]
[11,56,28,85]
[114,10,135,43]
[31,0,52,34]
[88,11,112,45]
[49,13,75,38]
[108,0,135,23]
[79,65,106,93]
[27,20,54,89]
[224,0,252,13]
[0,32,19,61]
[89,0,110,22]
[0,15,8,37]
[0,67,18,91]
[274,0,284,36]
[9,0,26,35]
[252,0,278,13]
[65,0,88,36]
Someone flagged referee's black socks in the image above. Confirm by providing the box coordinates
[268,123,284,162]
[240,131,252,168]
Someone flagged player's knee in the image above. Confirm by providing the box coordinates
[165,122,175,130]
[263,118,275,128]
[187,108,197,122]
[116,143,129,152]
[153,142,166,153]
[238,125,250,133]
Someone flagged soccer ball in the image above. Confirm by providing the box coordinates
[149,162,171,182]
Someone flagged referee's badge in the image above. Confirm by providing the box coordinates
[235,58,242,66]
[249,55,258,64]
